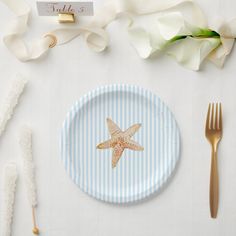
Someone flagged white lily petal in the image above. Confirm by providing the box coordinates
[166,37,221,70]
[129,22,172,58]
[149,30,168,50]
[128,27,155,58]
[129,12,199,59]
[157,12,192,40]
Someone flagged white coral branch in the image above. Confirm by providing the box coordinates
[1,163,18,236]
[19,126,37,207]
[0,75,28,138]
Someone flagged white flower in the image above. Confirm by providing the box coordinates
[128,12,222,70]
[166,36,221,70]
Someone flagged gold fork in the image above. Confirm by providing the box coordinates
[205,103,223,218]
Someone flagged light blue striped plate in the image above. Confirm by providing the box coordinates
[60,85,180,203]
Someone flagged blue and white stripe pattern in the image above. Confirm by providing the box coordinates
[60,85,180,203]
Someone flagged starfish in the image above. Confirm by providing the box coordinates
[97,118,144,168]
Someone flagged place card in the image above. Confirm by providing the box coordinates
[36,1,94,16]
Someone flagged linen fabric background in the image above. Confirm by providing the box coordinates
[0,0,236,235]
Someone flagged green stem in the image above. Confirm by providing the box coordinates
[168,35,188,44]
[167,28,220,45]
[193,28,220,38]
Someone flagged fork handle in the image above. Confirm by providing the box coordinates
[210,148,219,218]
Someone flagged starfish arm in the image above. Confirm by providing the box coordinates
[124,124,141,138]
[112,144,124,168]
[97,139,113,149]
[124,139,144,151]
[107,118,122,137]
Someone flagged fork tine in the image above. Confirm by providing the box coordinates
[219,103,222,130]
[210,103,214,129]
[206,103,211,131]
[215,103,219,130]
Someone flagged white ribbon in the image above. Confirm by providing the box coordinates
[208,19,236,67]
[1,0,236,70]
[2,0,116,61]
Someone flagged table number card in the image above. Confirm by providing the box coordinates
[36,1,94,16]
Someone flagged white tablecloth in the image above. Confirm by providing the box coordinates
[0,0,236,235]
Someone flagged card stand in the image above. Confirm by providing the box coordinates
[58,13,75,23]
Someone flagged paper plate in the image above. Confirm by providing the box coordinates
[60,85,180,203]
